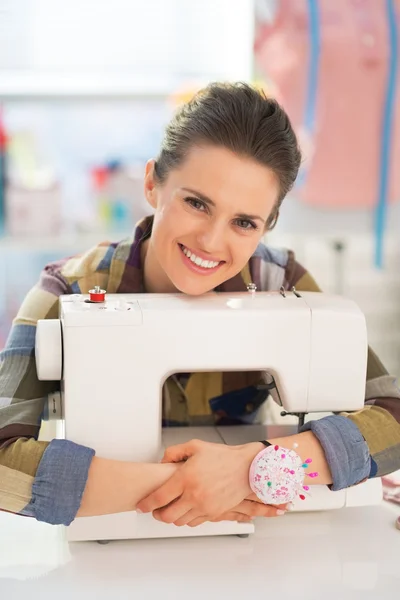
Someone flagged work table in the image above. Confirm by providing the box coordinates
[1,502,399,599]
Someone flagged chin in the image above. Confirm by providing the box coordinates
[172,277,216,296]
[176,283,213,296]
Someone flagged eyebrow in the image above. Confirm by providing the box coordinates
[180,187,266,224]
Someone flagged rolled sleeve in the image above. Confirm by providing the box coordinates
[300,415,371,491]
[26,439,95,526]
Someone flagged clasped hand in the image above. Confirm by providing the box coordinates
[136,439,287,527]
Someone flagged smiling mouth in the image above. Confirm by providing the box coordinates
[178,243,224,271]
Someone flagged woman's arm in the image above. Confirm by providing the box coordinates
[136,433,331,526]
[267,430,332,486]
[0,266,73,522]
[288,267,400,485]
[77,457,178,517]
[1,242,171,526]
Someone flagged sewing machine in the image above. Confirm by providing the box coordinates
[35,289,383,542]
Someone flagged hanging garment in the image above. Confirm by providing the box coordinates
[255,0,400,212]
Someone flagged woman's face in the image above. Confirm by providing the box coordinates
[144,145,280,296]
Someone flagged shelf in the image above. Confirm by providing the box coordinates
[0,231,125,252]
[0,71,186,100]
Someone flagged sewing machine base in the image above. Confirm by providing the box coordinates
[64,424,382,542]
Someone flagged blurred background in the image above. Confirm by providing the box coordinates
[0,0,399,379]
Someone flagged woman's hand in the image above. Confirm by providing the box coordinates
[213,492,288,522]
[136,439,271,526]
[180,493,288,527]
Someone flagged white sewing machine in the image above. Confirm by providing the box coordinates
[35,289,382,542]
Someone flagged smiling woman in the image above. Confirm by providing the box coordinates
[141,82,301,295]
[143,149,279,292]
[1,82,400,530]
[141,146,280,295]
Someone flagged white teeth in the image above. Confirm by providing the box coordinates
[181,245,220,269]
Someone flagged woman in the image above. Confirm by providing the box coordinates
[0,83,399,528]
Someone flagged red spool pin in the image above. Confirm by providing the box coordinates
[88,286,106,303]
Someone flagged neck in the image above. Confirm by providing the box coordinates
[141,238,179,294]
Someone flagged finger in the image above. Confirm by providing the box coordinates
[153,500,194,525]
[172,509,201,527]
[187,516,208,528]
[161,444,191,464]
[246,493,287,510]
[245,501,286,517]
[246,492,260,502]
[245,495,288,511]
[211,511,253,523]
[233,500,287,518]
[161,439,201,463]
[136,475,183,513]
[246,501,288,511]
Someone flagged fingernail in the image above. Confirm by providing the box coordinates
[136,508,142,514]
[287,502,295,511]
[276,509,286,516]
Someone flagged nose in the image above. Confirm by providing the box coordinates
[196,219,226,257]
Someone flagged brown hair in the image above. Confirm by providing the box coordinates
[154,82,301,230]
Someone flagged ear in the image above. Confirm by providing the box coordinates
[144,159,158,209]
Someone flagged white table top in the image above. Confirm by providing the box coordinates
[1,502,399,600]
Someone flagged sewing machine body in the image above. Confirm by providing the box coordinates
[35,291,383,542]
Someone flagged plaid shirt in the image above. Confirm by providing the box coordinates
[1,216,399,525]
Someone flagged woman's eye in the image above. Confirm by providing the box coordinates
[185,197,207,211]
[235,219,257,230]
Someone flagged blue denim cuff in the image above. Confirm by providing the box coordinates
[28,439,95,525]
[300,415,371,491]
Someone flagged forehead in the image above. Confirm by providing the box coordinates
[168,145,280,209]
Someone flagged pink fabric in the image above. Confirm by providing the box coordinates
[255,0,400,209]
